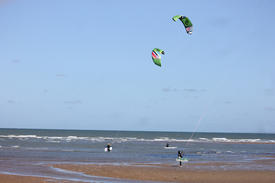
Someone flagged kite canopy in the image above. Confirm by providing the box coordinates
[152,48,165,67]
[172,15,193,35]
[150,15,193,68]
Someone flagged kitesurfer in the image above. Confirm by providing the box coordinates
[178,150,183,167]
[106,143,112,152]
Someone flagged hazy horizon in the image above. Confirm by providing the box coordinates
[1,127,274,135]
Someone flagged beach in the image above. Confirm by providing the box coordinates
[0,174,76,183]
[53,163,275,183]
[53,159,275,183]
[1,162,275,183]
[0,129,275,182]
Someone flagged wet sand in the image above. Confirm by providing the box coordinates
[1,161,275,183]
[0,174,79,183]
[53,163,275,183]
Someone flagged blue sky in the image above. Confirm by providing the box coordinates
[0,0,275,133]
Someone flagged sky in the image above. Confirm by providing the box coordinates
[0,0,275,133]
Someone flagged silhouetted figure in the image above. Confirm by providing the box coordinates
[178,150,183,167]
[106,143,112,152]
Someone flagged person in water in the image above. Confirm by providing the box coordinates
[106,143,112,152]
[178,150,183,167]
[166,143,169,147]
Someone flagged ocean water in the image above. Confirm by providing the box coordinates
[0,128,275,182]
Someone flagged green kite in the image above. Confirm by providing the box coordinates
[173,15,193,35]
[151,48,165,67]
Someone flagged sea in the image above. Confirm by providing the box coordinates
[0,128,275,182]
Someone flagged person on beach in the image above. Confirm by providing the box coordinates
[178,150,183,167]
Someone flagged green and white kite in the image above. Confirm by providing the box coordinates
[172,15,193,35]
[151,48,165,67]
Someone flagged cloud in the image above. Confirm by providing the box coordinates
[210,17,231,28]
[0,0,11,5]
[137,117,150,126]
[272,78,275,87]
[217,47,235,58]
[11,59,20,64]
[264,106,275,112]
[183,88,207,93]
[162,87,207,93]
[56,74,66,77]
[264,89,274,96]
[64,100,82,104]
[162,88,178,92]
[183,89,197,92]
[7,99,15,104]
[162,88,171,92]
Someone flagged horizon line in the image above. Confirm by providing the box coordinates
[0,127,274,135]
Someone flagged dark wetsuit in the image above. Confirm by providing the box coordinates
[178,150,183,166]
[107,144,111,152]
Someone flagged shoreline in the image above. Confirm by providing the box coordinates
[0,174,76,183]
[52,163,275,183]
[0,161,275,183]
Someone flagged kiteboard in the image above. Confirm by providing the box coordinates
[176,157,188,162]
[104,147,112,152]
[164,146,177,149]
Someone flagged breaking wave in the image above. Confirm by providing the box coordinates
[0,135,274,144]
